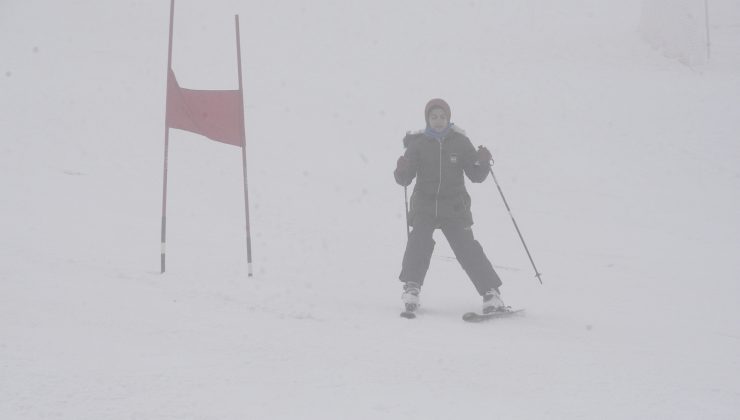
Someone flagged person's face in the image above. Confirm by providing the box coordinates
[428,108,448,131]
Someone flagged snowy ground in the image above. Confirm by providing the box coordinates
[2,1,740,419]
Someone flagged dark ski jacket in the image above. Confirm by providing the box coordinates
[394,126,490,227]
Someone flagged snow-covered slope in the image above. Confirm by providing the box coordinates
[2,1,739,419]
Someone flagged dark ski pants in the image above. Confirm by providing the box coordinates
[399,216,502,296]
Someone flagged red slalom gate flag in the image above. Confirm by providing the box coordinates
[166,68,243,147]
[160,3,253,277]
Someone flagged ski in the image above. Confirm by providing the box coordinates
[400,310,417,319]
[462,308,524,323]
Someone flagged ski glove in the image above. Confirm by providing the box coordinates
[476,146,493,166]
[396,156,412,172]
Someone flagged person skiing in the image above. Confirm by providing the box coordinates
[394,98,505,315]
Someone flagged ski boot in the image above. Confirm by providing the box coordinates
[400,281,421,318]
[482,288,507,314]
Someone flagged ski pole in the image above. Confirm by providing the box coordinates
[404,186,411,239]
[489,167,543,284]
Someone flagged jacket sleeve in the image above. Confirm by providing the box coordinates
[461,137,490,183]
[394,135,419,186]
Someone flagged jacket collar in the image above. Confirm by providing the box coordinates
[424,123,452,142]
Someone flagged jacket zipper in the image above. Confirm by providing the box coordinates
[434,139,442,218]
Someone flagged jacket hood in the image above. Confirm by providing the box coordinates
[424,98,451,124]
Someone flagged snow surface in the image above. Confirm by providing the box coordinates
[2,0,740,419]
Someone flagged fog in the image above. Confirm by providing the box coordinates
[2,0,739,418]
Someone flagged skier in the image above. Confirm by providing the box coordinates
[394,98,506,315]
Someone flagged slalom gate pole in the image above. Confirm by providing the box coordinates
[235,15,253,277]
[705,0,711,61]
[489,167,543,284]
[160,0,176,274]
